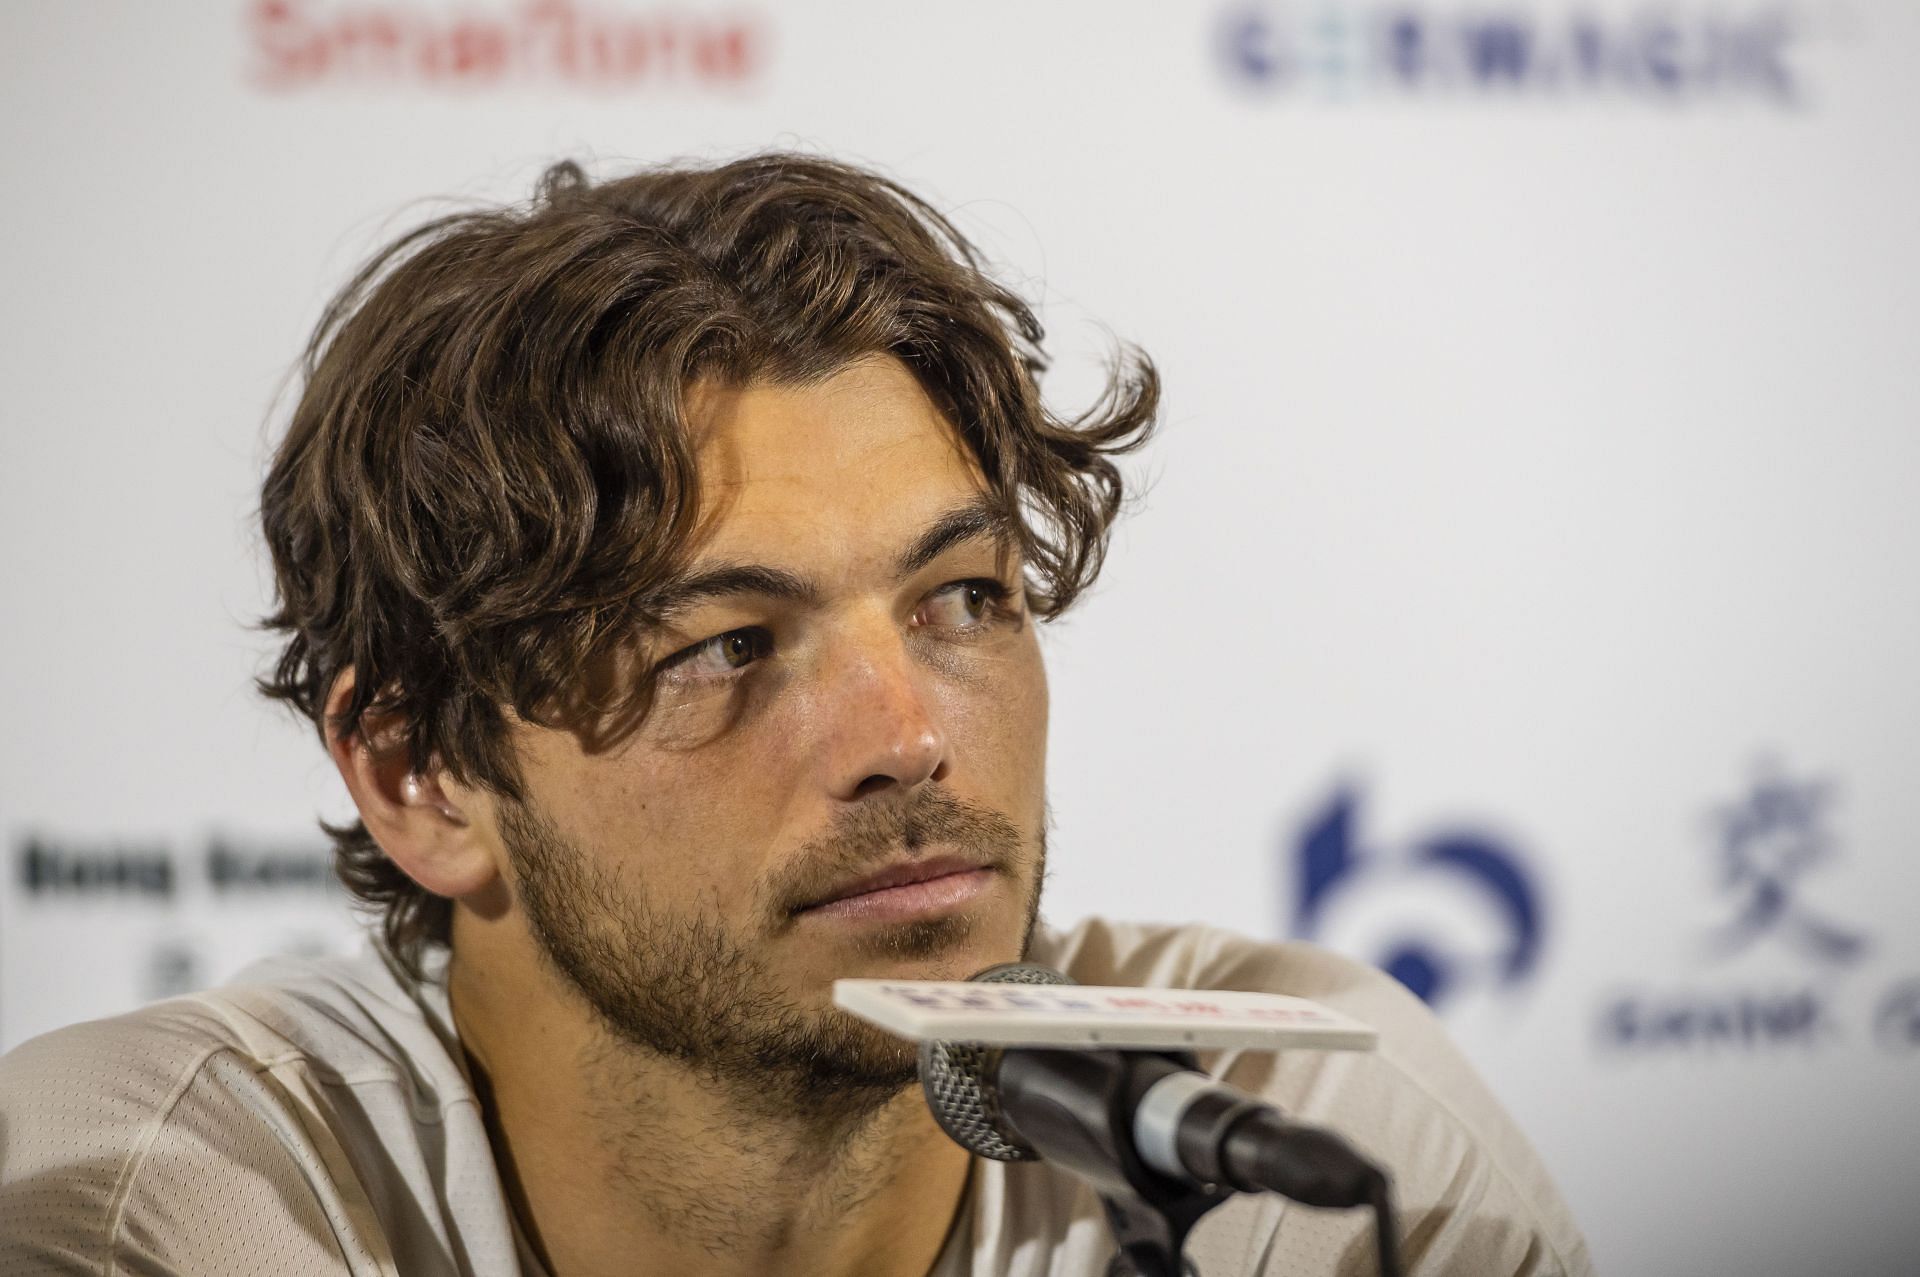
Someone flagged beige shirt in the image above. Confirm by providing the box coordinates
[0,919,1591,1275]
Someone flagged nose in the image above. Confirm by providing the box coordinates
[815,618,952,802]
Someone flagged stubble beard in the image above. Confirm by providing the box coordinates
[500,788,1045,1124]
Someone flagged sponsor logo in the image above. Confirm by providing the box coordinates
[3,833,355,1040]
[1218,3,1805,104]
[248,0,765,90]
[1597,760,1915,1058]
[1702,764,1866,966]
[1288,783,1545,1008]
[1598,985,1835,1051]
[207,837,340,893]
[14,834,338,898]
[18,835,174,899]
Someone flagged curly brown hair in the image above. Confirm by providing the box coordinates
[259,153,1157,978]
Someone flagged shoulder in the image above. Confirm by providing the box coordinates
[1036,915,1407,1007]
[0,951,454,1273]
[1034,918,1593,1275]
[0,998,253,1184]
[0,1000,286,1270]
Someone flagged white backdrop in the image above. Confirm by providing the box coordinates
[4,3,1918,1274]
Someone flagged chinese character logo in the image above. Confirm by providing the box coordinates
[1707,764,1867,966]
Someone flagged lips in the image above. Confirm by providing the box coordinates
[796,853,991,914]
[790,850,1008,930]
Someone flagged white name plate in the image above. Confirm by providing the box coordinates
[833,979,1378,1052]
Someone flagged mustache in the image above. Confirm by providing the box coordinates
[763,788,1026,918]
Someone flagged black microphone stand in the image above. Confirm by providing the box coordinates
[995,1046,1403,1277]
[995,1046,1234,1277]
[910,964,1401,1277]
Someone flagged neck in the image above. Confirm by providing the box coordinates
[447,927,972,1277]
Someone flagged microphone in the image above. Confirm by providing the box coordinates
[914,963,1386,1209]
[848,961,1404,1277]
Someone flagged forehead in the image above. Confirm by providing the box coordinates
[685,357,989,562]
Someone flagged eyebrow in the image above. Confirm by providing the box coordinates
[645,497,1016,622]
[894,497,1016,578]
[647,564,817,620]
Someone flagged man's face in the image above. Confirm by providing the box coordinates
[488,356,1050,1108]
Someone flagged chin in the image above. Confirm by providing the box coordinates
[852,907,1031,974]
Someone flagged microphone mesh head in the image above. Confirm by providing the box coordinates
[917,962,1073,1163]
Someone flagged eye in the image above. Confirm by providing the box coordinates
[661,627,773,680]
[916,580,1010,629]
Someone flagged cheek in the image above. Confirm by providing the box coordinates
[938,634,1050,793]
[536,733,795,908]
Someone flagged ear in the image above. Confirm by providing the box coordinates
[323,669,500,900]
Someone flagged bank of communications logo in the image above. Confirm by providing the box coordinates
[1595,759,1914,1058]
[1217,3,1803,104]
[1704,762,1866,967]
[1288,784,1543,1009]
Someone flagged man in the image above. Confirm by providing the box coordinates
[0,155,1591,1276]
